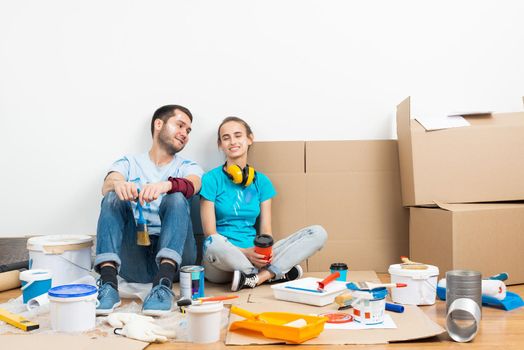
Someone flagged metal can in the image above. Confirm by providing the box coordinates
[180,265,205,300]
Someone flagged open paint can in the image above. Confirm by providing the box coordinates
[351,287,387,325]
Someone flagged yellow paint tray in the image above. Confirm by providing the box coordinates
[229,305,327,344]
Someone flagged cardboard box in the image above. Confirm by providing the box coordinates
[410,202,524,285]
[305,141,409,272]
[396,97,524,206]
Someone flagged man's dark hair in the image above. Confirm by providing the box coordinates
[150,105,193,137]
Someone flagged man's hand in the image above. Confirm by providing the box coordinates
[113,181,139,201]
[138,181,172,206]
[240,247,271,268]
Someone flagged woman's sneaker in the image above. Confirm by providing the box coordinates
[269,265,304,284]
[231,271,259,292]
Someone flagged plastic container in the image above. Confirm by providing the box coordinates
[48,284,98,332]
[19,269,52,304]
[27,235,93,287]
[271,277,347,306]
[186,301,224,343]
[388,263,439,305]
[330,263,348,281]
[352,287,387,325]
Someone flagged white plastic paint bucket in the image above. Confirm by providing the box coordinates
[388,264,439,305]
[48,284,98,332]
[186,302,224,343]
[27,235,93,287]
[19,269,52,304]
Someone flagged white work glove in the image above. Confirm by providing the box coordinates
[106,313,176,343]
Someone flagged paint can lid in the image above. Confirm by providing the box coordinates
[388,264,439,278]
[19,269,52,282]
[27,235,93,252]
[330,263,348,270]
[186,301,224,314]
[48,284,97,298]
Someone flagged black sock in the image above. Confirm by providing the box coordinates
[100,265,118,289]
[153,262,177,288]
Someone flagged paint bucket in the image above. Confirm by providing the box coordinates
[48,284,98,332]
[186,301,224,343]
[19,269,52,304]
[351,288,387,325]
[180,265,205,299]
[27,235,93,287]
[388,263,439,305]
[330,263,348,281]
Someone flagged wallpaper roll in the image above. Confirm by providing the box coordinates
[0,270,22,292]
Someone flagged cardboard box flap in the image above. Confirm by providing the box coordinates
[249,141,305,173]
[434,200,524,212]
[396,97,417,205]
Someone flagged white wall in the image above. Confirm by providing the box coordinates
[1,0,523,237]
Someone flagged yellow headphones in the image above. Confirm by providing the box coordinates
[223,162,256,187]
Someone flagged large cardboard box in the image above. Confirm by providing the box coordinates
[410,202,524,285]
[305,141,409,272]
[396,97,524,206]
[250,141,308,271]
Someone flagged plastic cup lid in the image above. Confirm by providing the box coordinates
[19,269,52,282]
[330,263,348,270]
[187,301,224,313]
[254,234,273,248]
[48,284,97,298]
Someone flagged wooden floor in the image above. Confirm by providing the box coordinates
[1,274,523,349]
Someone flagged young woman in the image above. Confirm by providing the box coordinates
[200,117,327,291]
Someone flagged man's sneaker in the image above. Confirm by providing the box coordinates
[269,265,304,284]
[142,278,175,316]
[231,271,259,292]
[96,281,121,315]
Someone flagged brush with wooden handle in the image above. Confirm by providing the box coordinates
[136,193,150,246]
[400,256,428,270]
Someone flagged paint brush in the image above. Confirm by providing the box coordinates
[136,197,150,246]
[346,281,407,291]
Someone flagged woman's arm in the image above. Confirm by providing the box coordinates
[200,198,218,237]
[258,199,273,236]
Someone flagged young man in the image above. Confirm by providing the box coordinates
[94,105,203,316]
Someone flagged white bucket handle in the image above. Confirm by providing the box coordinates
[21,280,34,291]
[58,254,93,273]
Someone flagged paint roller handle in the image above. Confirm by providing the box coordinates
[385,303,405,313]
[230,305,257,320]
[318,271,340,290]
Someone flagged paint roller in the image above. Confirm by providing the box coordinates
[0,260,29,292]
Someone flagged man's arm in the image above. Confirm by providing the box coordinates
[102,171,138,201]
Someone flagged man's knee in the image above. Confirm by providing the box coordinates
[101,191,127,209]
[160,192,189,213]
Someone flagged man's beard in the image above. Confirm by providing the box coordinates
[158,127,184,155]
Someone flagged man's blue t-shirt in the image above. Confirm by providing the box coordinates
[200,166,276,248]
[108,152,204,235]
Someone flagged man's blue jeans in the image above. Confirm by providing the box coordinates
[94,192,196,283]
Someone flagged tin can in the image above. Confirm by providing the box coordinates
[180,265,205,300]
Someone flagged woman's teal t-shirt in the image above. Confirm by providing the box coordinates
[200,166,276,248]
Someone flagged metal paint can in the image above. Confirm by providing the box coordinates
[180,265,205,300]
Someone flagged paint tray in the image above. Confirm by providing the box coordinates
[437,286,524,311]
[229,305,327,344]
[271,277,348,306]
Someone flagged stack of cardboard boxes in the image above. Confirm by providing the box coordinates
[249,140,409,273]
[396,97,524,284]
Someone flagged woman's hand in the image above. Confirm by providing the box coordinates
[240,248,271,268]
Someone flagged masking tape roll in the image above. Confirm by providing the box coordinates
[0,270,22,292]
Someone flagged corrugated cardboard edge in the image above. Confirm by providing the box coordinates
[396,96,417,206]
[1,334,148,350]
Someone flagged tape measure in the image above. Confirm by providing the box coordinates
[0,308,39,331]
